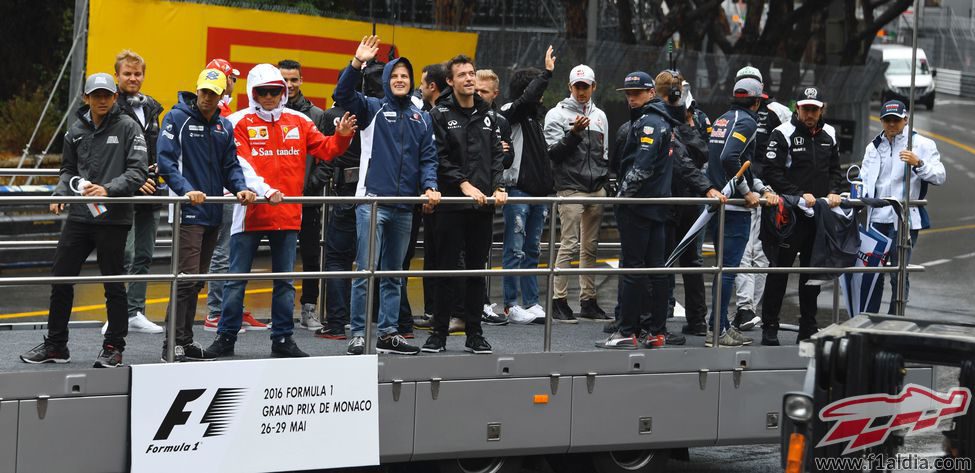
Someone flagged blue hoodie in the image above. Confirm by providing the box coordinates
[156,91,249,226]
[334,58,438,204]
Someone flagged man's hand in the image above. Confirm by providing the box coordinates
[802,193,816,208]
[186,190,206,206]
[236,190,257,205]
[353,35,380,68]
[267,190,284,205]
[744,191,761,208]
[336,112,357,137]
[763,191,780,207]
[705,188,727,204]
[571,115,590,134]
[492,189,508,206]
[460,181,486,205]
[139,179,156,195]
[82,183,107,197]
[544,45,556,72]
[899,150,920,167]
[826,193,842,208]
[424,188,441,207]
[501,141,511,154]
[50,203,65,215]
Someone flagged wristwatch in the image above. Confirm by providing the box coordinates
[913,159,925,171]
[495,187,507,193]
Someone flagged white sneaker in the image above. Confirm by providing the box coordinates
[128,312,164,334]
[525,304,546,319]
[300,304,323,331]
[507,305,537,325]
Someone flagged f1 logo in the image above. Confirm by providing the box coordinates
[154,388,246,440]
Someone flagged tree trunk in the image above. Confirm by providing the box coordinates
[433,0,476,30]
[618,0,637,44]
[562,0,588,39]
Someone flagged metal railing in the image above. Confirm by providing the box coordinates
[0,192,924,362]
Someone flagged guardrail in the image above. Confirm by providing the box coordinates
[0,191,924,362]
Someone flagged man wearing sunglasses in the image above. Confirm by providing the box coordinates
[207,63,356,359]
[758,87,844,346]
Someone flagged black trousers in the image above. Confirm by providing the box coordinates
[762,215,820,329]
[48,220,129,349]
[166,224,220,346]
[299,204,324,305]
[429,210,493,337]
[665,205,708,326]
[617,207,669,337]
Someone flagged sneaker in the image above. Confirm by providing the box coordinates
[705,331,744,347]
[413,313,434,329]
[596,331,639,350]
[797,325,819,342]
[552,298,577,323]
[346,336,366,355]
[735,308,761,331]
[579,299,611,320]
[160,345,186,363]
[421,333,447,353]
[464,335,493,354]
[377,334,421,355]
[206,334,236,357]
[182,341,218,361]
[663,331,687,346]
[525,304,546,319]
[400,331,415,339]
[242,312,269,331]
[20,338,70,364]
[602,320,619,334]
[482,303,508,326]
[271,336,309,358]
[93,346,123,368]
[448,317,465,334]
[315,326,348,340]
[641,332,665,348]
[681,321,708,336]
[300,304,323,331]
[507,305,536,325]
[129,311,164,334]
[762,327,781,346]
[204,314,245,334]
[727,328,753,345]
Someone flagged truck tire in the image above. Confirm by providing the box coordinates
[436,456,523,473]
[590,449,669,473]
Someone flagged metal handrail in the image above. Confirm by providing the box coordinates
[0,192,924,360]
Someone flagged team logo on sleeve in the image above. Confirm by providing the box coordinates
[642,126,654,135]
[732,131,747,143]
[247,126,269,141]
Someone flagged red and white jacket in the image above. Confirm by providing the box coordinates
[228,64,352,234]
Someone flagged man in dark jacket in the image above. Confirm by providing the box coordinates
[496,47,555,324]
[336,36,440,356]
[759,87,843,345]
[21,73,147,367]
[279,59,331,331]
[156,69,257,362]
[421,54,507,355]
[110,50,165,335]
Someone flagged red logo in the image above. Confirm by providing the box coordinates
[817,384,971,454]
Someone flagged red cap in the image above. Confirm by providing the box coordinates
[206,58,240,78]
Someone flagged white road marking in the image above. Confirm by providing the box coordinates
[943,155,956,164]
[952,162,967,171]
[956,252,975,259]
[920,258,952,267]
[951,124,967,132]
[958,215,975,222]
[967,171,975,180]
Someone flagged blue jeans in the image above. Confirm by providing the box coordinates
[324,203,357,330]
[350,204,413,337]
[710,211,751,332]
[866,222,918,314]
[218,230,298,340]
[206,203,234,317]
[125,205,159,317]
[502,188,547,308]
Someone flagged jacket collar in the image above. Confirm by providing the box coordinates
[437,88,490,114]
[75,102,121,133]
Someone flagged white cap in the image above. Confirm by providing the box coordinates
[736,66,763,83]
[569,65,595,85]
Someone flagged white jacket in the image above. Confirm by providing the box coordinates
[860,127,946,229]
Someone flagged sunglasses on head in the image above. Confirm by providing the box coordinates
[254,87,283,97]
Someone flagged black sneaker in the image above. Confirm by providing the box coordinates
[482,312,509,326]
[579,298,612,320]
[182,342,217,361]
[160,345,187,363]
[681,321,708,336]
[20,338,70,364]
[552,298,578,324]
[761,327,781,346]
[735,308,760,331]
[602,319,619,334]
[797,325,819,342]
[207,334,236,357]
[315,326,348,340]
[421,333,447,353]
[464,335,493,354]
[347,336,365,355]
[272,337,309,358]
[377,334,421,355]
[93,346,123,368]
[663,331,687,346]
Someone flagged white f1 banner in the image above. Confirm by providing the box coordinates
[130,356,379,473]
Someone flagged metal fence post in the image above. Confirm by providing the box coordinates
[543,200,558,352]
[364,201,379,354]
[317,194,328,324]
[832,276,841,324]
[897,0,921,316]
[165,202,182,363]
[711,203,725,349]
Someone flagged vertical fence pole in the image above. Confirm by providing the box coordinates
[711,204,725,349]
[364,201,379,354]
[543,200,558,352]
[897,0,921,316]
[317,195,328,324]
[165,202,182,363]
[832,276,841,324]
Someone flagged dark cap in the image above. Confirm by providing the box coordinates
[880,100,908,119]
[796,87,825,108]
[616,71,654,91]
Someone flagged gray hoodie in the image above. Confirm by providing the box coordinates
[543,96,610,193]
[54,103,148,226]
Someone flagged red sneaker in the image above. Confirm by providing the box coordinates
[241,311,268,331]
[203,314,246,334]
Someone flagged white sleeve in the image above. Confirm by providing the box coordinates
[236,156,276,198]
[915,137,946,186]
